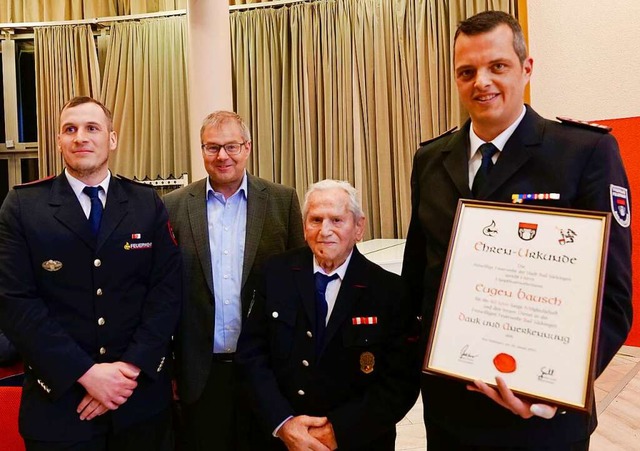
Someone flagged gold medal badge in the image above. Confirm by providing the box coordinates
[360,351,375,374]
[42,260,62,272]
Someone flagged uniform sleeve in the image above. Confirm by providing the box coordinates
[0,329,20,365]
[575,133,633,375]
[121,191,182,378]
[0,190,94,399]
[235,266,296,433]
[402,149,428,321]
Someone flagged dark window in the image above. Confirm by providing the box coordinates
[0,159,8,206]
[20,157,38,183]
[16,42,37,143]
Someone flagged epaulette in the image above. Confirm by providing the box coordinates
[15,175,55,188]
[556,116,612,133]
[419,126,458,147]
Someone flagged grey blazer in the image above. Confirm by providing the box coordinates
[163,174,305,403]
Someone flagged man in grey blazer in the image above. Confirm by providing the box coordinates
[163,111,305,450]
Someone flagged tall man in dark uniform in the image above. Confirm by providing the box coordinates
[236,180,419,451]
[163,111,305,449]
[402,11,632,450]
[0,97,181,450]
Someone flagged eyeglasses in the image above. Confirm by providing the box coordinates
[201,142,247,155]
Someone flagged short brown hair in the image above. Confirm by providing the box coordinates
[60,96,114,131]
[200,111,251,143]
[454,11,527,65]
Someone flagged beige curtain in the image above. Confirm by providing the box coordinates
[100,16,189,179]
[2,1,116,22]
[231,0,515,238]
[352,0,420,238]
[231,1,355,197]
[1,0,184,22]
[229,0,270,5]
[117,0,186,15]
[34,25,101,177]
[353,0,516,237]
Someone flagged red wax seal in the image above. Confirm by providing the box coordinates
[493,353,517,373]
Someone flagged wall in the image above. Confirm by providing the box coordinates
[527,0,640,346]
[527,0,640,120]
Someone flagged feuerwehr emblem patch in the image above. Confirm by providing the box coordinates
[360,351,375,374]
[42,260,62,272]
[610,184,630,228]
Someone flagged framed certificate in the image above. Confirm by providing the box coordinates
[423,200,611,412]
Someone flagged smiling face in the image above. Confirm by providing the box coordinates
[304,188,365,273]
[454,24,533,141]
[58,101,117,185]
[201,121,251,198]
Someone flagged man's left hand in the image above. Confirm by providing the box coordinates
[467,376,557,419]
[309,421,338,450]
[77,394,109,421]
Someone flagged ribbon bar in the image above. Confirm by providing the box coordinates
[352,316,378,325]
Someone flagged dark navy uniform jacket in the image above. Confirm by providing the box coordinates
[236,246,419,451]
[0,173,181,441]
[402,105,632,446]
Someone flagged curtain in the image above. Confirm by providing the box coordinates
[100,16,189,180]
[231,1,355,200]
[117,0,186,15]
[1,1,116,22]
[0,0,185,22]
[230,0,271,5]
[230,0,516,238]
[352,0,420,237]
[23,0,516,237]
[34,25,101,177]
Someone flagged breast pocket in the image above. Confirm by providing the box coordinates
[111,231,154,273]
[269,307,297,359]
[343,325,384,347]
[342,324,385,378]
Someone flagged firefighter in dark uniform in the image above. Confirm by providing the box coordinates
[0,97,181,450]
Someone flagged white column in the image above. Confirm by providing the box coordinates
[187,0,234,181]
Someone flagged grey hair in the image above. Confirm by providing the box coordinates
[303,179,364,220]
[200,110,251,142]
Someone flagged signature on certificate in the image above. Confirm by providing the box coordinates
[459,344,478,362]
[538,366,556,382]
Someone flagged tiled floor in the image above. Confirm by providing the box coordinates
[396,346,640,450]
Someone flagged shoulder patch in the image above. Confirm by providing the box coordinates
[610,184,630,228]
[15,175,55,188]
[419,126,458,147]
[556,116,612,133]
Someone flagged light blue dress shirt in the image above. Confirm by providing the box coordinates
[206,173,248,353]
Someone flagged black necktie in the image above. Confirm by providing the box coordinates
[83,186,103,236]
[472,142,498,197]
[314,272,339,354]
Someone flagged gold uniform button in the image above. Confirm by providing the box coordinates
[96,288,103,296]
[306,331,313,338]
[99,347,106,355]
[302,360,309,367]
[94,259,102,267]
[297,389,305,396]
[98,317,106,326]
